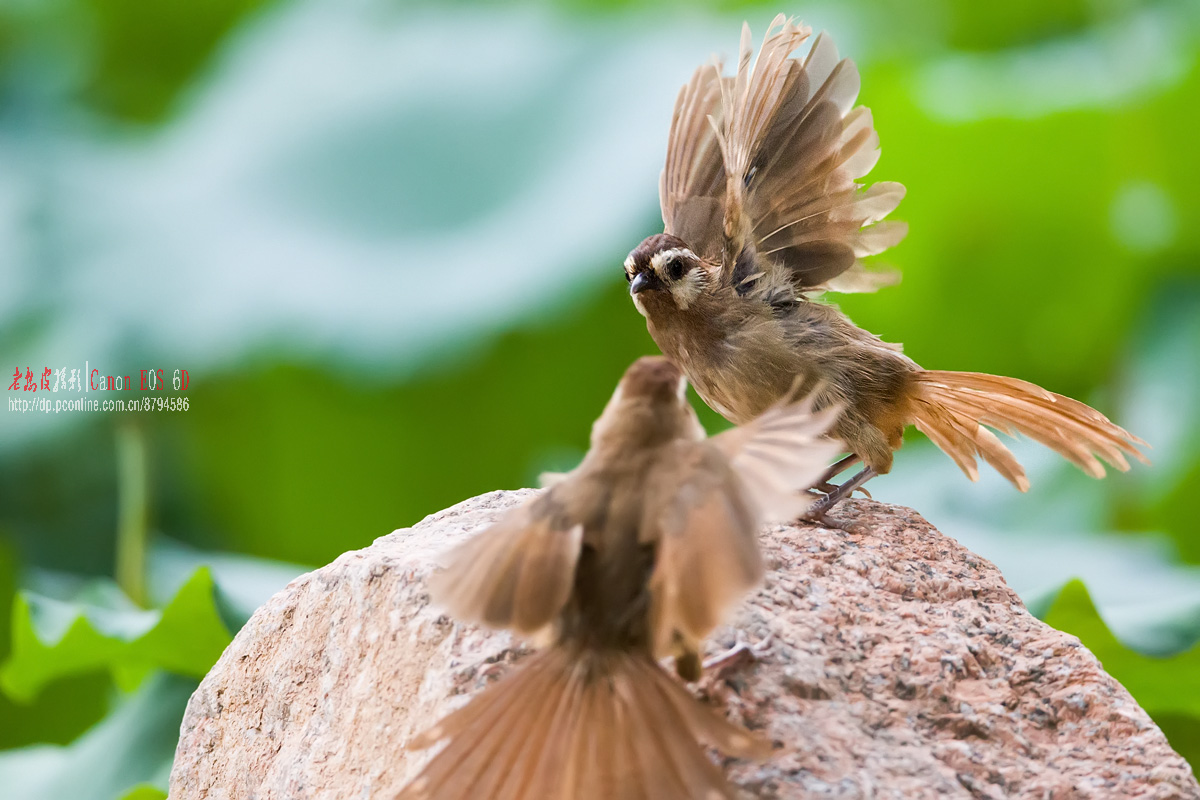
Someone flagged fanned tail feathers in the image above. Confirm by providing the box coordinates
[910,371,1150,491]
[398,648,768,800]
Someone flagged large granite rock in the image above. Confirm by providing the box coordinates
[169,490,1199,799]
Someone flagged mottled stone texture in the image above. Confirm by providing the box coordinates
[170,491,1199,800]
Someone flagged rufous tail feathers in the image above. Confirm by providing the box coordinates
[909,370,1149,491]
[397,646,768,800]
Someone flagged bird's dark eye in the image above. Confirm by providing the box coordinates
[666,257,686,281]
[624,270,632,283]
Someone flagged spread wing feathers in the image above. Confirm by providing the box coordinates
[429,494,583,635]
[910,371,1151,492]
[703,15,905,293]
[644,444,764,653]
[814,259,900,294]
[398,648,768,800]
[644,394,840,655]
[711,390,845,520]
[660,57,728,259]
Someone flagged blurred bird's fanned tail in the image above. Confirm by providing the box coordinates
[398,647,768,800]
[909,371,1149,491]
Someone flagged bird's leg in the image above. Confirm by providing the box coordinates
[701,634,774,683]
[812,453,861,494]
[803,466,878,521]
[671,632,703,682]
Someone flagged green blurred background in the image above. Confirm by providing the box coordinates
[1,0,1198,796]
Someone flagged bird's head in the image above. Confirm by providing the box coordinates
[591,356,703,450]
[624,234,709,316]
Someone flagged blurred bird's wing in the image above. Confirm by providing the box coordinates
[430,487,586,636]
[710,389,844,520]
[643,443,762,655]
[667,15,905,296]
[644,396,840,654]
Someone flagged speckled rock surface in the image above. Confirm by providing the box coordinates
[169,490,1199,800]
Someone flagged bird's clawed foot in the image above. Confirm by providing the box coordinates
[815,454,859,486]
[813,481,873,499]
[803,465,879,524]
[701,634,774,685]
[810,453,873,498]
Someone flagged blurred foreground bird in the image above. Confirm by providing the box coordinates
[397,356,841,800]
[626,16,1148,517]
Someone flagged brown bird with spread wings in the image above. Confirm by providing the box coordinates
[626,16,1147,515]
[397,356,841,800]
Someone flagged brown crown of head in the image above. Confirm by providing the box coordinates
[619,355,685,403]
[623,234,706,297]
[625,233,688,275]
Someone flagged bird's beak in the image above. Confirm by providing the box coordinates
[630,272,654,295]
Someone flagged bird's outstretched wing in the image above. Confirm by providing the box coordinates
[643,392,841,656]
[660,55,727,262]
[710,388,844,520]
[430,488,584,636]
[662,15,905,296]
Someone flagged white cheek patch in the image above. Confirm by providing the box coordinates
[675,374,688,402]
[669,270,706,310]
[632,294,648,317]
